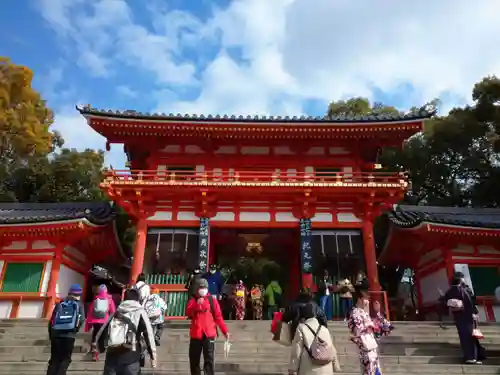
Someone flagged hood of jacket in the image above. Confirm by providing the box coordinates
[95,290,110,299]
[268,281,282,294]
[117,300,143,314]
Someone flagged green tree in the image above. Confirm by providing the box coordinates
[7,148,106,203]
[327,87,500,208]
[327,97,401,117]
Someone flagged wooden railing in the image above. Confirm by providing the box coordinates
[476,296,497,322]
[0,293,54,319]
[102,169,408,188]
[146,274,188,320]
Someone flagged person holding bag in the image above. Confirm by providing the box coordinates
[444,272,485,364]
[288,303,340,375]
[347,284,383,375]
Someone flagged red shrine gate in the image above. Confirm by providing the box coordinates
[79,105,433,318]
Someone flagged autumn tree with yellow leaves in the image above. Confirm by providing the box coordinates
[0,57,104,202]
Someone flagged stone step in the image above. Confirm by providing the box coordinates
[2,343,497,359]
[0,373,492,375]
[3,351,500,366]
[4,326,500,338]
[3,332,500,344]
[0,341,498,357]
[0,361,497,374]
[1,337,499,350]
[2,320,500,330]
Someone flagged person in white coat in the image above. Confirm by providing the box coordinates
[288,304,341,375]
[134,273,151,305]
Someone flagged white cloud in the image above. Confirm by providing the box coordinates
[116,85,138,98]
[52,109,126,168]
[37,0,500,156]
[170,0,500,114]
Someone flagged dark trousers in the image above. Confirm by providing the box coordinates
[153,323,163,344]
[189,335,215,375]
[340,298,353,319]
[103,359,140,375]
[46,337,75,375]
[456,320,477,361]
[91,323,108,353]
[320,295,333,320]
[267,305,277,320]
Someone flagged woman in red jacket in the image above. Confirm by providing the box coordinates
[186,279,230,375]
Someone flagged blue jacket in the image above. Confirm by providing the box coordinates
[204,271,224,296]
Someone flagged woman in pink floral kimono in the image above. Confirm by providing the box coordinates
[348,287,383,375]
[234,280,247,320]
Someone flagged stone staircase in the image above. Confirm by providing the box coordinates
[0,319,499,374]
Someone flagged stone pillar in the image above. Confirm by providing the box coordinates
[362,219,380,291]
[299,218,313,290]
[198,217,209,271]
[130,218,147,284]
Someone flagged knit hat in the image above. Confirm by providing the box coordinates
[197,278,209,289]
[98,284,108,293]
[68,284,83,296]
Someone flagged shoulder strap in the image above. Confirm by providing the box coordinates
[208,295,216,318]
[304,323,321,338]
[115,312,138,333]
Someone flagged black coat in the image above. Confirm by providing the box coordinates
[444,283,478,321]
[185,273,203,296]
[282,297,328,337]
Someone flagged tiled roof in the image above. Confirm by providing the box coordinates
[388,205,500,229]
[0,202,116,226]
[77,105,435,124]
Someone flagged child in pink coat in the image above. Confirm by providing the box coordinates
[86,284,116,360]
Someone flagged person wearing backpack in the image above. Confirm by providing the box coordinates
[46,284,86,375]
[87,284,116,361]
[288,303,340,375]
[144,288,168,346]
[133,273,151,305]
[94,288,156,375]
[186,278,230,375]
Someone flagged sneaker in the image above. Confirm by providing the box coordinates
[465,360,477,365]
[475,360,482,365]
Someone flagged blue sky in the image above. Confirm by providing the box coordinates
[2,0,498,167]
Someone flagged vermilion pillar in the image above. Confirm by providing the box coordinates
[44,246,62,319]
[362,219,381,291]
[130,218,147,284]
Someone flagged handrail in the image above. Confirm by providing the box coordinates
[103,169,408,187]
[477,296,497,322]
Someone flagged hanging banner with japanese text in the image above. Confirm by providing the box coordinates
[299,218,312,274]
[198,217,209,271]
